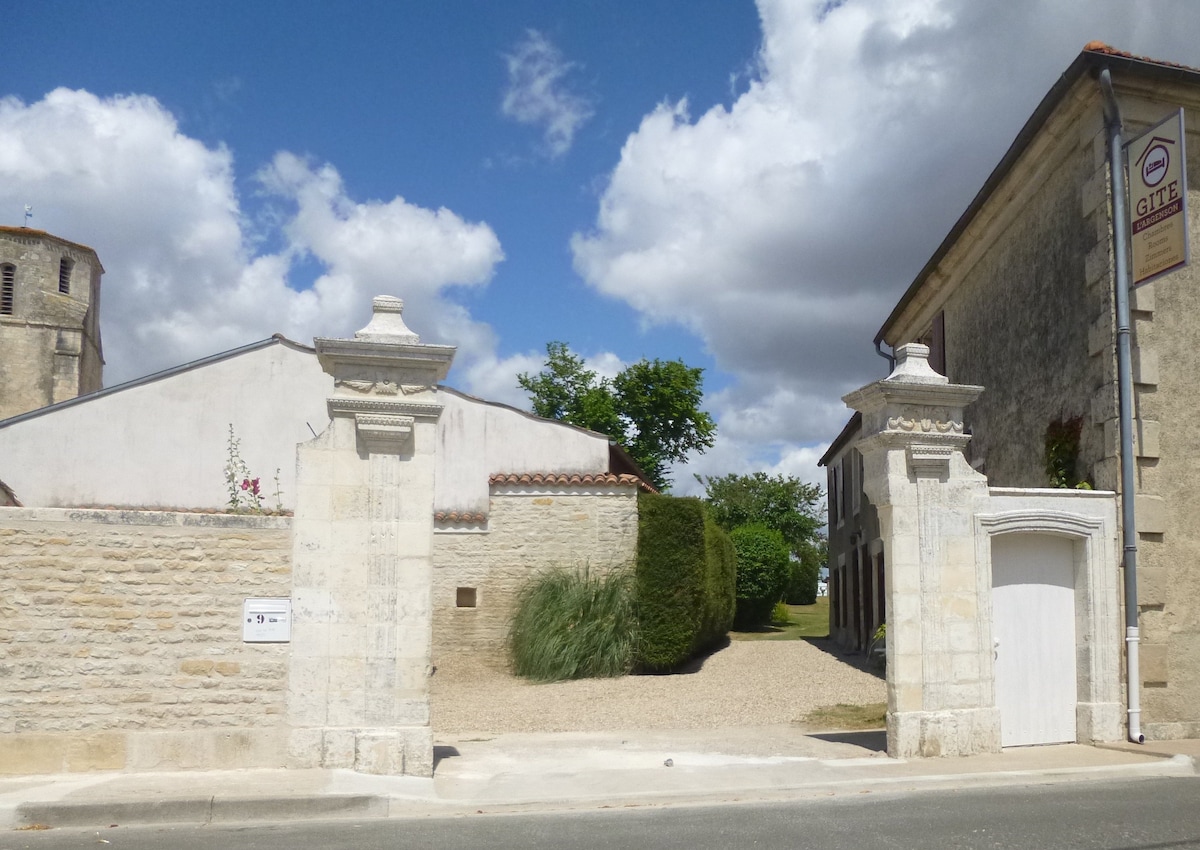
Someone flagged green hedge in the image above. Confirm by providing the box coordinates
[700,513,736,649]
[730,524,790,629]
[635,493,735,671]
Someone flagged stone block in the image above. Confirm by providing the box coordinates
[402,726,434,777]
[331,486,369,520]
[287,727,323,768]
[1130,282,1155,313]
[1103,418,1160,459]
[1084,242,1111,288]
[1092,386,1116,426]
[889,708,1000,759]
[0,732,127,775]
[1136,494,1166,535]
[1140,643,1168,685]
[1080,172,1108,216]
[322,728,356,768]
[1076,700,1122,742]
[951,651,981,683]
[355,729,404,774]
[1088,316,1111,356]
[1140,567,1167,606]
[1132,348,1159,387]
[889,672,924,712]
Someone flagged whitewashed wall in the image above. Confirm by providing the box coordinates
[0,339,332,511]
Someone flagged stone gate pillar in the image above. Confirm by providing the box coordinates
[844,343,998,758]
[287,296,455,776]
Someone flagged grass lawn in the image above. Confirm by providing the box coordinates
[730,595,830,641]
[798,702,887,731]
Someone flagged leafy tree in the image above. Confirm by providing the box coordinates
[518,342,716,490]
[698,472,826,604]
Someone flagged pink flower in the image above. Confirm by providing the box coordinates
[241,479,250,491]
[250,478,261,496]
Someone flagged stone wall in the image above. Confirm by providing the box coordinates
[432,484,639,662]
[0,508,292,774]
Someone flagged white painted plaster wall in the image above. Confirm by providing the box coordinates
[0,346,616,514]
[434,388,612,515]
[0,339,333,510]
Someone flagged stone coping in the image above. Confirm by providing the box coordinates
[0,505,292,529]
[989,487,1117,498]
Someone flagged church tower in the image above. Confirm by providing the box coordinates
[0,226,104,421]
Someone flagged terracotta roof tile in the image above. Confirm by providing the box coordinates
[488,472,652,492]
[1084,41,1200,74]
[434,511,488,524]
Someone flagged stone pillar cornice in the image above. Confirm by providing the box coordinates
[843,379,984,416]
[844,344,982,456]
[314,337,456,378]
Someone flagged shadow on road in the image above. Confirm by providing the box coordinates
[433,745,461,770]
[807,729,887,752]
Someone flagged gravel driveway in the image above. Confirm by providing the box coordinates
[431,638,885,735]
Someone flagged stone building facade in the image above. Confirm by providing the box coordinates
[826,45,1200,740]
[0,227,103,421]
[818,413,883,654]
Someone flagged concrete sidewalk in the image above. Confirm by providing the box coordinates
[3,728,1197,830]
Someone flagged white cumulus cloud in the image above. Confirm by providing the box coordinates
[0,89,505,387]
[573,0,1199,485]
[501,29,594,158]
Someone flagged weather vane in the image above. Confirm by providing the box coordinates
[23,205,32,227]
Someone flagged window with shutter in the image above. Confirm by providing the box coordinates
[58,257,73,294]
[1,264,14,315]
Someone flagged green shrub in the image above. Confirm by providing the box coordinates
[508,567,637,682]
[635,493,706,671]
[730,524,790,629]
[784,558,820,605]
[699,514,736,651]
[771,601,791,626]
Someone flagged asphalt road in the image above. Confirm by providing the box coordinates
[6,775,1200,850]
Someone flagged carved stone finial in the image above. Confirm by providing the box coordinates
[886,343,948,386]
[355,296,420,344]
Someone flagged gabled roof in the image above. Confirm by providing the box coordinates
[0,334,314,428]
[818,411,862,468]
[438,385,658,492]
[876,44,1200,347]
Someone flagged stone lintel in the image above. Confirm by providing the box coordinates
[908,444,956,478]
[354,413,415,452]
[327,397,444,423]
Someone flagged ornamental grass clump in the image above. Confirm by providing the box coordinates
[508,567,638,683]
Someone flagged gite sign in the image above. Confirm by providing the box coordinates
[1127,109,1189,287]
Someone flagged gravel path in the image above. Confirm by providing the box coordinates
[431,638,886,735]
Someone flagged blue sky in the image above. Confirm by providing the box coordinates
[2,1,1197,491]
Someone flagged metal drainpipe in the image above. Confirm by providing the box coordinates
[1100,67,1144,744]
[874,339,895,372]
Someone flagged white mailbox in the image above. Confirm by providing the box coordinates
[242,598,291,643]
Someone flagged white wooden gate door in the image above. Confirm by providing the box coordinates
[991,533,1077,747]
